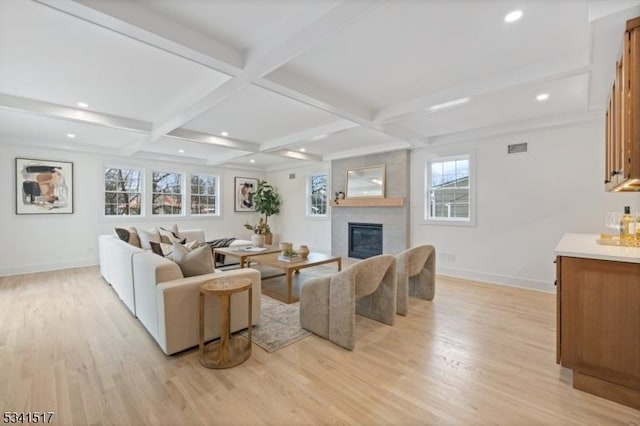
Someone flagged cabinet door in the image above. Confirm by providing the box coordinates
[555,256,561,364]
[561,257,640,390]
[629,26,640,179]
[615,60,623,182]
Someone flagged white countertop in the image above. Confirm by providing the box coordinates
[554,233,640,263]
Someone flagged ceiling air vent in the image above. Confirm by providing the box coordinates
[507,142,528,154]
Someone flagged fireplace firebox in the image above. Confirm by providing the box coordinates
[348,222,383,259]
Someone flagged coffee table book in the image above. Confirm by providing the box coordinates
[277,255,302,262]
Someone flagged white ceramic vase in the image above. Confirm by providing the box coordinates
[251,234,265,248]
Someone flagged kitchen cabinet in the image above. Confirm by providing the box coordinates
[555,234,640,409]
[605,17,640,192]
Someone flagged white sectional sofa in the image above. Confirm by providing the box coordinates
[98,230,261,355]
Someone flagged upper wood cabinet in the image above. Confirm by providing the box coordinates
[605,17,640,192]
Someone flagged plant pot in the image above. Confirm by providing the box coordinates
[279,242,292,254]
[251,234,265,248]
[264,233,273,246]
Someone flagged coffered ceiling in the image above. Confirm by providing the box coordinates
[1,0,639,171]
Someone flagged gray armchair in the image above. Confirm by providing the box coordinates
[299,254,396,350]
[395,245,436,315]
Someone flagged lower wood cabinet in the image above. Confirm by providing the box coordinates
[556,256,640,409]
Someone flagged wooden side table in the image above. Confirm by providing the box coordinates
[199,277,252,369]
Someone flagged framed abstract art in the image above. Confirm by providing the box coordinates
[16,158,74,214]
[234,177,257,212]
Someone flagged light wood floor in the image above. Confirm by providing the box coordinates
[1,267,639,425]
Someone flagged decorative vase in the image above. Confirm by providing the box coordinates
[298,245,310,260]
[251,234,265,248]
[264,233,273,246]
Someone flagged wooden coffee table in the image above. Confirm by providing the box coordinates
[251,252,341,304]
[213,245,281,268]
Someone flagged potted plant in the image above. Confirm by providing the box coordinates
[253,179,281,245]
[243,217,270,248]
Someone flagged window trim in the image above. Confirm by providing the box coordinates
[189,173,221,216]
[103,165,144,218]
[306,172,329,218]
[424,153,476,227]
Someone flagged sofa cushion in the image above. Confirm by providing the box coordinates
[159,225,186,244]
[136,227,161,249]
[128,227,141,248]
[114,227,130,243]
[150,240,200,257]
[171,243,215,277]
[149,241,164,257]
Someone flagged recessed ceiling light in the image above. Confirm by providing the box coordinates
[221,131,229,137]
[77,102,88,108]
[429,97,470,112]
[66,133,76,138]
[536,93,550,101]
[250,159,255,163]
[178,149,184,153]
[505,10,523,23]
[300,148,306,152]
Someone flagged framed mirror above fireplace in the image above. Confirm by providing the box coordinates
[346,165,385,198]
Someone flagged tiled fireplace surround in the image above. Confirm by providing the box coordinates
[331,150,410,259]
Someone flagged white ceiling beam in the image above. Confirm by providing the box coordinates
[323,142,412,162]
[269,149,323,162]
[428,110,602,146]
[149,76,249,141]
[259,76,430,147]
[0,93,151,133]
[36,0,402,161]
[259,66,377,123]
[377,123,430,146]
[166,128,259,152]
[374,57,592,123]
[260,120,358,152]
[205,151,255,167]
[35,0,243,74]
[0,138,133,156]
[147,0,384,145]
[131,151,209,166]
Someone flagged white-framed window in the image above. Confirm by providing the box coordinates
[104,167,142,216]
[307,173,328,217]
[152,171,183,215]
[425,154,474,224]
[190,174,219,216]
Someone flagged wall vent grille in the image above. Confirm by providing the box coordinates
[507,142,528,154]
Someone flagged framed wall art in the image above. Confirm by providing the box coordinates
[16,158,74,214]
[234,177,257,212]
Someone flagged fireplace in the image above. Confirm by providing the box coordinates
[348,223,383,259]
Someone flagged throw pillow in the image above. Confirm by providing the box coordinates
[171,243,215,277]
[159,225,186,244]
[114,228,130,243]
[136,227,161,250]
[149,241,164,257]
[128,227,141,248]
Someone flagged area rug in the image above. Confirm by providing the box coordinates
[240,294,311,353]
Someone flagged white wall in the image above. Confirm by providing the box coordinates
[0,143,265,276]
[266,163,331,254]
[410,120,640,292]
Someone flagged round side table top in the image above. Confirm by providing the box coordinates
[200,277,251,296]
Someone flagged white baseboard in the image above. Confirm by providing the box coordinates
[0,258,99,277]
[437,266,555,293]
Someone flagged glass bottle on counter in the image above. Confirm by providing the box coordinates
[620,206,635,243]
